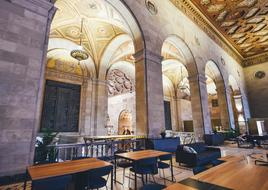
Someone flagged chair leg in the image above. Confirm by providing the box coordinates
[141,174,145,185]
[123,168,125,184]
[152,174,156,183]
[128,171,131,188]
[163,169,166,185]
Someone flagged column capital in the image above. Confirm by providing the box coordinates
[133,49,163,65]
[92,78,108,86]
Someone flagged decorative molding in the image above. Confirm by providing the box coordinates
[243,52,268,66]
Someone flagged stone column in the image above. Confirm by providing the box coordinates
[188,74,212,141]
[91,79,108,136]
[216,82,231,130]
[134,49,165,138]
[225,86,236,130]
[0,0,56,176]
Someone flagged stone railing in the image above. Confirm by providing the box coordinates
[42,137,145,162]
[165,130,195,144]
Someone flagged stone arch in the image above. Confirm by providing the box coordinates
[205,60,226,85]
[47,38,96,78]
[228,75,240,93]
[228,75,247,132]
[162,35,198,77]
[99,34,133,80]
[118,109,133,135]
[105,0,145,52]
[205,60,231,130]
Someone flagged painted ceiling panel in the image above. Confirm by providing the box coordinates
[189,0,268,58]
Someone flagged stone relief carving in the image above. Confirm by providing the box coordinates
[107,69,134,96]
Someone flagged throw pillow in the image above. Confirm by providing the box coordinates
[183,146,197,154]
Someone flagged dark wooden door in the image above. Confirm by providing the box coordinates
[41,80,81,132]
[164,101,172,130]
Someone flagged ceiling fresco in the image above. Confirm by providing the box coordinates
[189,0,268,58]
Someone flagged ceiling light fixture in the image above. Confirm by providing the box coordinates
[70,18,89,63]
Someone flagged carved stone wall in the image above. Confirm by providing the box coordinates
[107,69,134,96]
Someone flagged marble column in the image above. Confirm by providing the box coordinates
[134,49,165,138]
[225,86,236,130]
[188,74,212,141]
[0,0,56,176]
[91,79,109,136]
[216,82,231,130]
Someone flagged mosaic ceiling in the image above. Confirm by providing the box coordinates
[189,0,268,58]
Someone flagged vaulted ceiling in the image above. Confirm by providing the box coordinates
[171,0,268,66]
[48,0,134,78]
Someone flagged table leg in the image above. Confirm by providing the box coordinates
[23,170,28,190]
[170,156,175,182]
[134,171,137,190]
[134,162,137,190]
[114,156,117,183]
[111,167,113,190]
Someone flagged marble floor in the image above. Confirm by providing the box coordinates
[0,144,267,190]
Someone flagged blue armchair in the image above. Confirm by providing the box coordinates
[145,137,180,153]
[176,143,221,167]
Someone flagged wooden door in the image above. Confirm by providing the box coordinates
[164,101,172,130]
[41,80,81,132]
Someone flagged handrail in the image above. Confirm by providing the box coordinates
[40,138,145,163]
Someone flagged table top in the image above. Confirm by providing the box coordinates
[115,150,171,161]
[164,183,197,190]
[28,158,112,181]
[191,156,268,190]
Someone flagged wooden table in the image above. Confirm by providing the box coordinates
[24,158,113,190]
[164,183,197,190]
[166,155,268,190]
[114,150,174,190]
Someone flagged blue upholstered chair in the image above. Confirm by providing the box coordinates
[157,154,173,184]
[86,165,113,190]
[32,175,72,190]
[129,157,158,187]
[211,159,225,166]
[140,183,166,190]
[193,165,207,175]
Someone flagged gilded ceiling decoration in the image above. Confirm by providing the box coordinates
[189,0,268,58]
[107,69,134,96]
[170,0,268,66]
[49,0,132,73]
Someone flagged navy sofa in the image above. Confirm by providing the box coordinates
[145,137,180,153]
[176,143,221,167]
[204,134,224,146]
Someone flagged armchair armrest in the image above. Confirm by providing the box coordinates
[176,150,197,166]
[206,147,221,152]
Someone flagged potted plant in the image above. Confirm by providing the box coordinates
[160,128,166,139]
[34,128,58,164]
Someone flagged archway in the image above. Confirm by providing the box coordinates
[161,35,204,138]
[118,110,133,135]
[205,60,230,132]
[228,75,246,133]
[41,0,144,137]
